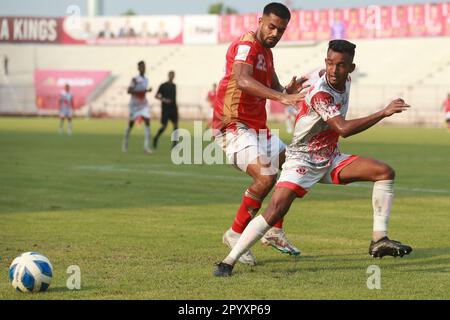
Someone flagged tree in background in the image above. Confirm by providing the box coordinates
[208,2,238,15]
[122,9,136,16]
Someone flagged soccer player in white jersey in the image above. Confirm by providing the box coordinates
[214,39,413,276]
[285,69,325,134]
[59,84,74,135]
[123,60,153,154]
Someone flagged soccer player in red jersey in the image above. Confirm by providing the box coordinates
[214,40,413,277]
[213,3,308,265]
[442,93,450,130]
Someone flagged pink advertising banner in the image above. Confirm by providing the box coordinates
[218,3,450,43]
[34,70,111,110]
[1,3,449,45]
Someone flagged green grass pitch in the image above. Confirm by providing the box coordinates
[0,117,449,299]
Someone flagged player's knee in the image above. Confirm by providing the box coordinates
[376,164,395,181]
[255,174,276,192]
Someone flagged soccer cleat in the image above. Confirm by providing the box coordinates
[222,228,257,266]
[122,141,128,152]
[369,237,412,258]
[213,262,234,277]
[261,227,301,256]
[144,147,153,154]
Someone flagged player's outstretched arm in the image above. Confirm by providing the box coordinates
[233,62,306,107]
[284,75,309,94]
[327,98,410,138]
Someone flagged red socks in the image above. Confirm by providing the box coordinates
[231,189,262,234]
[231,188,285,234]
[273,218,283,229]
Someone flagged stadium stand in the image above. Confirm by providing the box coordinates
[1,36,449,125]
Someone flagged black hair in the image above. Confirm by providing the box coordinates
[263,2,291,20]
[138,60,145,66]
[328,39,356,59]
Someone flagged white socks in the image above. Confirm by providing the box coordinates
[60,120,72,135]
[223,215,271,265]
[372,180,394,240]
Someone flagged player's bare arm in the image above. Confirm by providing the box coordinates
[327,98,410,138]
[270,70,284,92]
[234,62,306,106]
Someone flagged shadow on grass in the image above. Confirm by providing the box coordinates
[251,247,450,275]
[47,286,94,293]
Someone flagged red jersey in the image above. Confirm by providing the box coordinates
[213,31,274,132]
[207,90,216,107]
[443,98,450,113]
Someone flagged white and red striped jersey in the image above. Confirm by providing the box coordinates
[59,91,73,110]
[129,75,149,110]
[286,74,351,168]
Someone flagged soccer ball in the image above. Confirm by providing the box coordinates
[9,252,53,293]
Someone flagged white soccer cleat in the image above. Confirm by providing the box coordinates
[144,147,153,154]
[122,141,128,152]
[261,227,301,256]
[222,228,257,266]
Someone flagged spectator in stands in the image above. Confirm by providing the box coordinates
[331,11,346,39]
[205,83,217,129]
[155,21,169,40]
[139,21,151,38]
[98,21,115,39]
[82,21,96,41]
[119,19,136,38]
[153,71,178,149]
[443,93,450,130]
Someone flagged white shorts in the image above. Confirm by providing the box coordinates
[214,125,286,173]
[59,107,72,119]
[130,106,150,121]
[276,153,359,197]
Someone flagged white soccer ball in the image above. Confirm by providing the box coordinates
[9,252,53,293]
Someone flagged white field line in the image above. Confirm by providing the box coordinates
[73,164,450,195]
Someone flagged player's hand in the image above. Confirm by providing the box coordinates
[146,88,153,92]
[279,90,307,107]
[285,75,309,94]
[383,98,410,117]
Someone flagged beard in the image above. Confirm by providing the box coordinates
[262,37,279,48]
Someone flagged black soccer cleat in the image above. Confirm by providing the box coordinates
[213,262,234,277]
[369,237,413,258]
